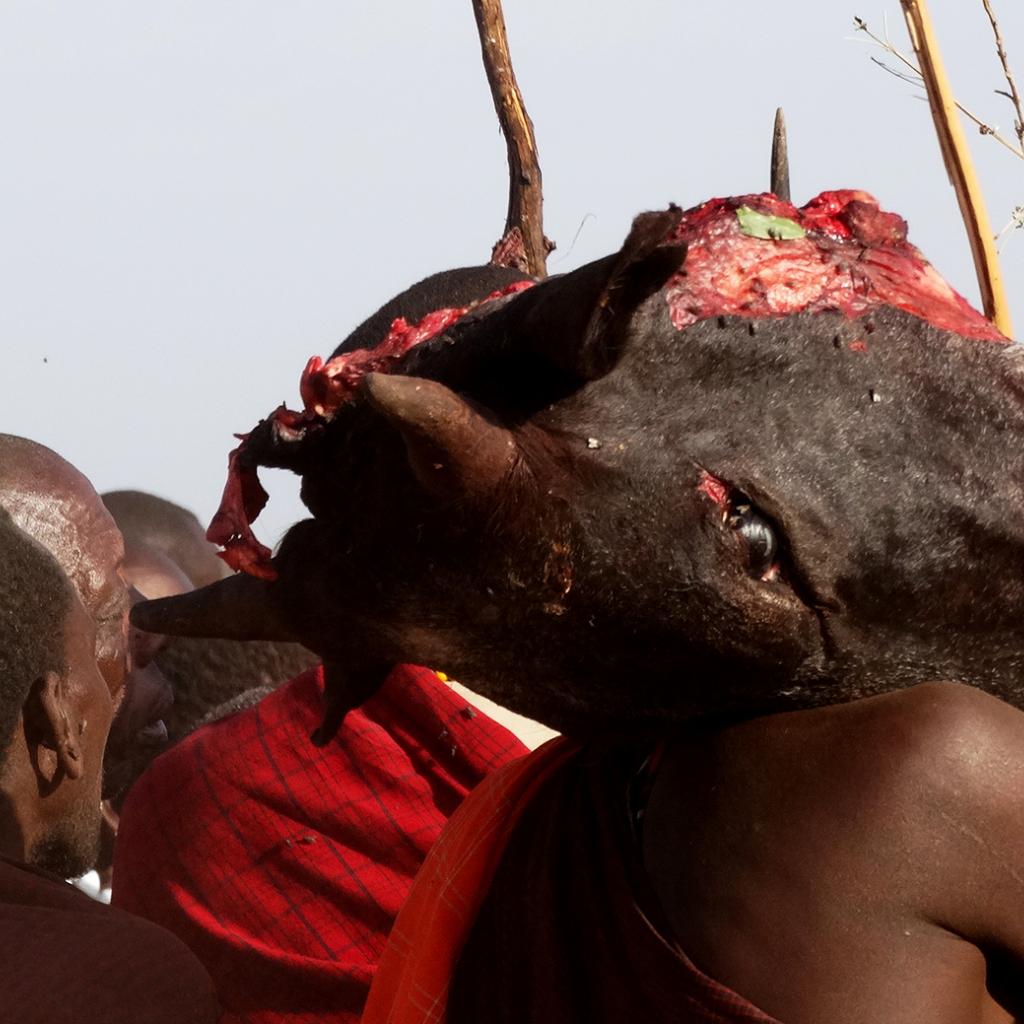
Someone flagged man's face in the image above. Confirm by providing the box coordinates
[102,547,188,803]
[28,598,115,879]
[89,512,130,704]
[79,502,129,704]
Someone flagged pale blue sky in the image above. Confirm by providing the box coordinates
[2,1,1021,547]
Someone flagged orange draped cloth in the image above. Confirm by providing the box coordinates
[363,737,785,1024]
[361,736,580,1024]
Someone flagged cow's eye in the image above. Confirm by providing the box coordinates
[728,500,778,580]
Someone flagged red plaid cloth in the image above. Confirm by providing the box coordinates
[111,664,526,1024]
[364,741,782,1024]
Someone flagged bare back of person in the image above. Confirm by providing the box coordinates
[645,682,1024,1023]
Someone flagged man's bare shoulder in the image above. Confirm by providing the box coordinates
[753,681,1024,808]
[661,682,1024,909]
[854,685,1024,975]
[644,684,1024,1023]
[834,680,1024,775]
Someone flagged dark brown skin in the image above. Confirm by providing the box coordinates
[0,514,219,1022]
[645,683,1024,1022]
[0,590,115,877]
[102,489,230,590]
[0,436,165,808]
[0,437,129,701]
[95,545,186,884]
[101,546,184,806]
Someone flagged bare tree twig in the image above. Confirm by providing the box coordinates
[856,13,1023,255]
[854,16,1024,159]
[995,204,1024,252]
[980,0,1024,151]
[870,55,926,88]
[472,0,551,278]
[899,0,1012,336]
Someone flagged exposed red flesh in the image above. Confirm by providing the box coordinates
[302,308,480,419]
[490,227,530,273]
[697,470,730,510]
[300,282,534,422]
[206,443,276,578]
[664,191,1007,343]
[208,281,536,579]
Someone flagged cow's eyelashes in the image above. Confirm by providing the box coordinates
[727,499,779,581]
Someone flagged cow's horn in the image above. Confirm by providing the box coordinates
[361,373,519,500]
[130,572,296,642]
[771,107,791,202]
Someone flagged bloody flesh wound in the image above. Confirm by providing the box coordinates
[697,471,730,511]
[206,281,535,577]
[664,191,1004,341]
[208,190,1006,579]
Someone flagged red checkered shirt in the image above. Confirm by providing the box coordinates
[112,664,527,1024]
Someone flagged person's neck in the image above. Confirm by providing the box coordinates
[0,755,40,867]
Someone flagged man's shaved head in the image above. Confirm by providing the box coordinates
[0,501,117,878]
[0,435,128,698]
[102,490,228,590]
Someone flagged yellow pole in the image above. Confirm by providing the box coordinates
[901,0,1014,338]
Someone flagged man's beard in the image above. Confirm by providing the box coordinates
[28,798,103,880]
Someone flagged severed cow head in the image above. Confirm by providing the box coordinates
[135,192,1024,740]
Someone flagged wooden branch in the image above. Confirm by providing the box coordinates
[901,0,1014,338]
[980,0,1024,152]
[472,0,550,278]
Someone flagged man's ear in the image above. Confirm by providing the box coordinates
[24,671,83,783]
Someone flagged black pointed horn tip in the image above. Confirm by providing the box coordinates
[771,107,791,203]
[130,594,207,637]
[129,573,296,643]
[310,702,348,747]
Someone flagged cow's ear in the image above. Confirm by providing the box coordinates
[361,373,519,502]
[510,207,687,381]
